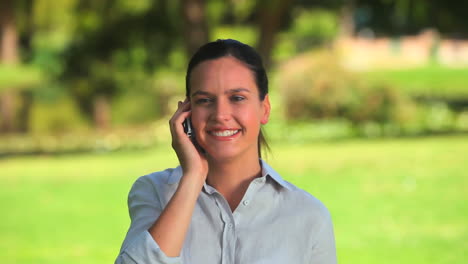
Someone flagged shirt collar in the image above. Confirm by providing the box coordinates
[167,160,291,191]
[260,159,292,190]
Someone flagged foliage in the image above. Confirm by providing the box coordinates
[4,0,468,138]
[277,50,414,125]
[353,0,468,36]
[0,119,169,157]
[289,8,338,51]
[0,64,44,91]
[212,26,258,47]
[60,0,183,119]
[264,108,468,143]
[3,102,467,157]
[111,92,159,125]
[28,96,89,134]
[273,8,339,62]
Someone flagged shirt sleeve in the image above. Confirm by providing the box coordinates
[309,209,337,264]
[115,175,182,264]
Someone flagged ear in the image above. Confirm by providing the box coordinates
[260,94,271,125]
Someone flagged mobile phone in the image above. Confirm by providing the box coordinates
[183,117,193,138]
[182,118,205,154]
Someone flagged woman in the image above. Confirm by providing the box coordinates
[116,39,337,264]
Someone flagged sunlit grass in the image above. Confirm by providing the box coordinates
[0,135,467,263]
[363,65,468,99]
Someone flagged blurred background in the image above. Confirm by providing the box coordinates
[0,0,467,263]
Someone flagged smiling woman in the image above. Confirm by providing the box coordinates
[115,39,337,264]
[186,39,270,159]
[188,56,269,163]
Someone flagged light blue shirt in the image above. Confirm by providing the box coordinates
[116,160,337,264]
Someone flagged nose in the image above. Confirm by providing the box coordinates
[212,98,231,122]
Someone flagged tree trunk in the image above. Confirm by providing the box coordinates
[181,0,210,57]
[0,93,15,133]
[0,0,18,63]
[17,0,35,133]
[338,0,355,39]
[0,0,19,133]
[18,90,33,133]
[257,0,294,68]
[93,95,111,130]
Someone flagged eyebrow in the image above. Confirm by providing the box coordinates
[191,88,251,97]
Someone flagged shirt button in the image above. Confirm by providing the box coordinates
[228,223,233,228]
[243,200,250,206]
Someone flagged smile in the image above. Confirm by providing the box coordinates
[209,129,240,137]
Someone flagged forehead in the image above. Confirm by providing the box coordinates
[189,56,257,92]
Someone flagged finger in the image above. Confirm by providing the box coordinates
[171,100,189,121]
[170,110,192,137]
[180,99,191,112]
[172,100,191,118]
[174,110,191,129]
[172,101,191,124]
[169,100,192,137]
[175,100,184,113]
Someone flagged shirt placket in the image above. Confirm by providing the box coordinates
[214,195,237,264]
[209,176,267,264]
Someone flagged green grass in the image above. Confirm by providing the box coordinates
[1,136,467,264]
[362,65,468,99]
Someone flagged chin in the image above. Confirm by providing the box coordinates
[203,143,258,163]
[204,146,240,161]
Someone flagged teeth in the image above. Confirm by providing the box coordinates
[211,130,239,137]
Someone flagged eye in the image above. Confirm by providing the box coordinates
[195,97,213,104]
[231,95,246,102]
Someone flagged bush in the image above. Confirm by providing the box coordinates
[0,119,171,156]
[289,8,338,51]
[273,8,339,62]
[277,50,414,126]
[29,95,89,134]
[111,92,160,125]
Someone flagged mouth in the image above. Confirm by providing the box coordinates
[209,129,241,137]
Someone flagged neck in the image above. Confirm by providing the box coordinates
[206,154,262,211]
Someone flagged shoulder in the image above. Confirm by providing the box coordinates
[281,181,332,221]
[262,160,331,221]
[131,166,181,190]
[128,166,182,202]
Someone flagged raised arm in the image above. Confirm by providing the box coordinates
[116,99,208,263]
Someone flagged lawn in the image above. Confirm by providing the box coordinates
[362,65,468,99]
[0,135,467,264]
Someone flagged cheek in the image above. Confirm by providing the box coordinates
[190,109,207,130]
[239,107,263,128]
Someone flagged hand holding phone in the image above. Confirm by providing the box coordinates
[169,98,208,180]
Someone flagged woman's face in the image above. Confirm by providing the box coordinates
[189,56,270,161]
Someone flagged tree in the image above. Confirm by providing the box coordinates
[181,0,210,57]
[352,0,468,37]
[0,0,19,133]
[256,0,295,67]
[0,0,44,134]
[62,0,182,130]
